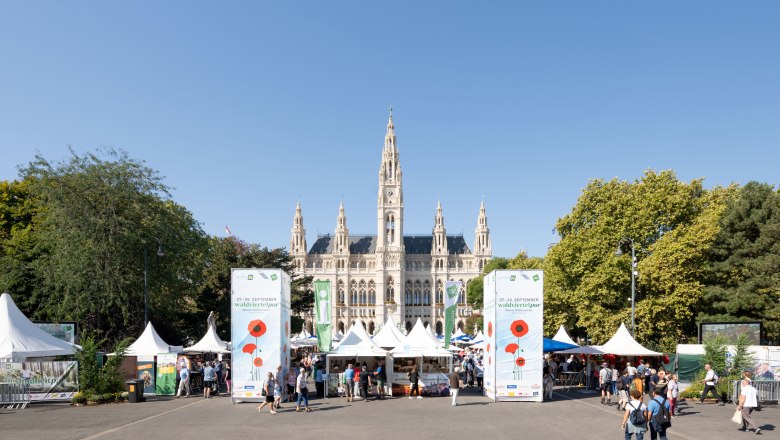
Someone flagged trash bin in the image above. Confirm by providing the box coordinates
[126,379,145,403]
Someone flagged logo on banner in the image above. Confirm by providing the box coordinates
[313,280,333,352]
[443,280,462,349]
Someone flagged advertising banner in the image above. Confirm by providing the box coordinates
[483,274,497,400]
[0,361,78,401]
[34,322,77,344]
[156,353,177,395]
[313,280,332,352]
[136,356,156,395]
[484,270,544,402]
[443,281,461,349]
[231,268,291,402]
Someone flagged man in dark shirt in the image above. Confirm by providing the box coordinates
[359,365,372,401]
[375,361,387,400]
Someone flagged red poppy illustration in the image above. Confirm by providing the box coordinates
[285,321,289,337]
[242,343,257,354]
[248,320,267,338]
[487,321,493,337]
[254,357,264,367]
[515,357,526,367]
[504,343,519,354]
[486,343,491,353]
[510,320,529,338]
[489,356,492,365]
[283,344,287,352]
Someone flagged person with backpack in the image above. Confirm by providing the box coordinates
[617,369,631,411]
[622,389,649,439]
[611,363,620,396]
[599,362,613,405]
[699,363,726,406]
[647,387,671,440]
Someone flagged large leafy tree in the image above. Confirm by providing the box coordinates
[20,148,208,344]
[544,170,729,350]
[466,257,509,310]
[700,182,780,344]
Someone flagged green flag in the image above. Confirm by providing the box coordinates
[313,280,332,352]
[444,281,461,349]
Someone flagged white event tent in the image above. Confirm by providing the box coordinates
[372,317,405,349]
[184,324,230,354]
[326,319,389,397]
[390,319,452,394]
[598,323,662,356]
[0,292,77,361]
[552,325,578,346]
[124,322,183,357]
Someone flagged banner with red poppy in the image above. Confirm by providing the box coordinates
[230,268,291,402]
[484,269,544,402]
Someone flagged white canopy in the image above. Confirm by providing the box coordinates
[372,316,405,349]
[330,319,387,357]
[184,324,230,354]
[391,318,452,357]
[471,330,485,345]
[125,322,183,356]
[552,325,578,346]
[598,323,662,356]
[424,323,442,345]
[0,293,77,361]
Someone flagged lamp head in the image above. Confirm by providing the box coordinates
[156,244,165,257]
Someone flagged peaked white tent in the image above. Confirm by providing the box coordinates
[598,323,661,356]
[469,330,485,349]
[552,325,578,346]
[424,324,442,345]
[391,319,451,357]
[125,322,183,356]
[0,293,77,361]
[331,319,387,356]
[372,317,405,349]
[184,324,230,354]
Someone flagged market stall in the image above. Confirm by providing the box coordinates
[124,322,184,395]
[390,318,452,397]
[326,319,389,397]
[372,317,405,350]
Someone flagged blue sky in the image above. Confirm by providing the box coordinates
[1,1,778,257]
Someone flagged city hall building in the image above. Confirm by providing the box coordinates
[290,112,492,336]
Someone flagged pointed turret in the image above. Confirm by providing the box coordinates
[377,109,404,250]
[290,202,307,269]
[334,201,350,255]
[432,202,448,256]
[474,200,492,262]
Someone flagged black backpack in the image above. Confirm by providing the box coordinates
[653,397,672,428]
[628,402,646,425]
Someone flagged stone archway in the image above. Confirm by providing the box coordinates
[368,321,375,335]
[435,321,443,335]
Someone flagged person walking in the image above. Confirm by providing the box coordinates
[344,363,355,402]
[314,363,325,398]
[295,367,312,412]
[626,362,637,381]
[375,360,387,399]
[224,363,231,394]
[176,364,191,398]
[274,365,285,409]
[257,372,277,414]
[359,365,372,402]
[353,363,362,398]
[213,360,222,395]
[617,369,631,411]
[543,366,555,401]
[408,366,421,399]
[700,363,726,406]
[600,362,613,405]
[647,388,671,440]
[622,389,649,440]
[286,368,297,403]
[611,363,619,396]
[202,362,215,399]
[449,367,462,406]
[737,379,761,434]
[666,374,679,417]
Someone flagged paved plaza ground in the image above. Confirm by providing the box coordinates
[3,387,776,440]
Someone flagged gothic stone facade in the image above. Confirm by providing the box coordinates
[290,112,492,336]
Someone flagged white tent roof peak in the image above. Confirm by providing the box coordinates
[372,316,405,349]
[184,322,229,354]
[0,292,77,361]
[331,319,386,356]
[125,322,183,356]
[599,323,661,356]
[391,318,451,356]
[424,323,440,344]
[552,325,578,346]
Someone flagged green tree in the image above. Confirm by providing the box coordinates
[699,182,780,344]
[466,257,509,310]
[507,251,544,270]
[544,170,728,349]
[20,148,207,344]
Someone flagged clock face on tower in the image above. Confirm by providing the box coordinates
[386,189,394,198]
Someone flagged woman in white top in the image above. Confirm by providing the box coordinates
[666,373,679,417]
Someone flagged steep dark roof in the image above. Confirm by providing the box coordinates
[308,234,471,255]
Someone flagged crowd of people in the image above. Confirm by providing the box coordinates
[175,356,230,399]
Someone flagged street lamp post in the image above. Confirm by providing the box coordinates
[143,243,165,327]
[615,238,637,337]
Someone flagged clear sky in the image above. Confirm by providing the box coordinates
[1,1,778,257]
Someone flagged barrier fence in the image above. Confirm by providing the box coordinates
[731,380,780,404]
[0,382,30,409]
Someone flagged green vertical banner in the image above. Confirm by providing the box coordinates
[444,281,461,349]
[313,280,332,352]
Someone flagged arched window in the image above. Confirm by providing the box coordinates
[368,280,376,305]
[337,321,345,333]
[423,289,430,306]
[435,321,443,335]
[458,279,466,305]
[413,289,420,306]
[386,276,395,302]
[386,213,395,244]
[337,280,345,304]
[435,280,443,304]
[368,321,375,335]
[405,321,412,333]
[360,289,367,305]
[457,320,464,331]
